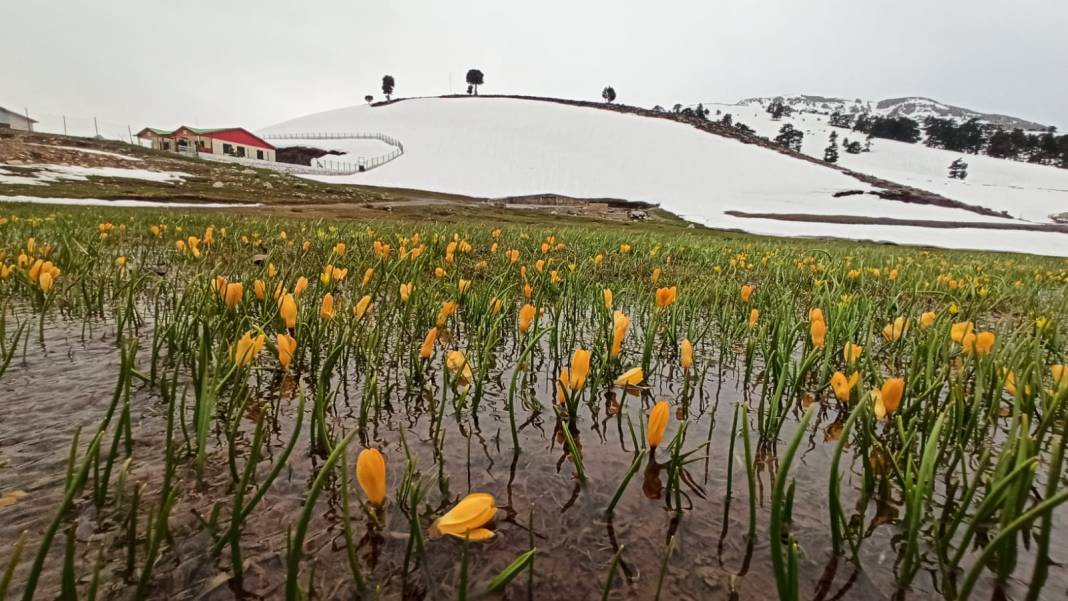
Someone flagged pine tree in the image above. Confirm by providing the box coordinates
[863,135,873,152]
[601,86,616,103]
[1040,128,1060,164]
[844,141,862,154]
[768,101,786,121]
[775,124,803,151]
[720,113,733,127]
[829,111,853,128]
[364,95,373,104]
[987,129,1015,158]
[948,158,969,180]
[824,131,839,163]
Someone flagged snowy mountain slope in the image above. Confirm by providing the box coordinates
[264,97,1067,256]
[709,104,1068,224]
[736,95,1050,131]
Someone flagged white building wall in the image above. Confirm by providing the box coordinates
[0,110,34,131]
[209,139,274,161]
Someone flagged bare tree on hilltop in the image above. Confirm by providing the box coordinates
[381,75,395,101]
[602,86,616,103]
[466,69,484,95]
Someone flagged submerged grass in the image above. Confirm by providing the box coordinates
[0,203,1067,599]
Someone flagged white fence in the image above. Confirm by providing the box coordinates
[262,132,405,173]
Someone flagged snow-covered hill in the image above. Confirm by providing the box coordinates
[264,97,1068,256]
[708,103,1068,225]
[736,95,1050,131]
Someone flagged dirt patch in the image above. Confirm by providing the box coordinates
[840,173,1012,218]
[493,193,657,210]
[275,145,344,166]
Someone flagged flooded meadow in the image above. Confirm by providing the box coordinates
[1,204,1067,600]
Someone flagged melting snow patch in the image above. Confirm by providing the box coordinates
[0,195,258,209]
[712,213,1068,258]
[0,164,190,184]
[28,144,144,161]
[0,167,46,186]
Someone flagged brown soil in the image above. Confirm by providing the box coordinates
[724,210,1068,232]
[275,145,344,166]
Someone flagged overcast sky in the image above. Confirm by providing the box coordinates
[5,0,1067,132]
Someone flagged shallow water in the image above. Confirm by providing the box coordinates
[2,312,1065,601]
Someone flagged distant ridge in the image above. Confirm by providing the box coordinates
[735,94,1050,131]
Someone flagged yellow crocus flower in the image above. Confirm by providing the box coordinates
[843,343,863,364]
[568,349,591,391]
[680,339,693,370]
[881,378,904,414]
[431,493,497,541]
[319,294,335,319]
[615,367,644,387]
[518,303,537,334]
[276,333,297,369]
[419,328,439,359]
[224,282,243,308]
[279,293,298,329]
[354,294,372,321]
[356,448,387,506]
[647,400,670,448]
[611,311,629,358]
[233,331,265,367]
[655,286,677,308]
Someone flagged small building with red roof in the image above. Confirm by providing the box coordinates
[136,126,276,161]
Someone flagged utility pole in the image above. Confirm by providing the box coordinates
[94,117,100,138]
[24,108,32,132]
[62,115,67,136]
